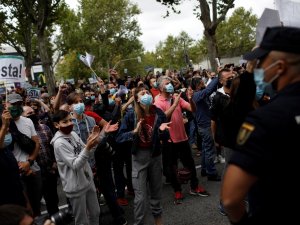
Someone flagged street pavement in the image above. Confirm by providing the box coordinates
[40,150,231,225]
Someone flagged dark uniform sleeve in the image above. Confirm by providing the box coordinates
[229,113,270,177]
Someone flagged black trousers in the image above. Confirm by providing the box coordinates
[112,142,133,198]
[165,140,199,192]
[95,151,124,220]
[41,171,59,216]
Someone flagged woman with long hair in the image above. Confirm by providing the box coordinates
[116,86,171,225]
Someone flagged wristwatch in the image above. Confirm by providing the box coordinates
[27,159,34,166]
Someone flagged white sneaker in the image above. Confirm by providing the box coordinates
[40,197,46,205]
[219,155,226,164]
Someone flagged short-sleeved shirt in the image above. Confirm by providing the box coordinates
[154,94,190,143]
[13,116,40,172]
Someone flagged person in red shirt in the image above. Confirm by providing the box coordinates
[149,78,160,100]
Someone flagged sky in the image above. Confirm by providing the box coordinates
[65,0,275,51]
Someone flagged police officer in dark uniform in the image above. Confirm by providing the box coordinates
[221,26,300,225]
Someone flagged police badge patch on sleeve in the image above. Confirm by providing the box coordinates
[237,122,255,145]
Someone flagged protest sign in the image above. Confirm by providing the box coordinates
[276,0,300,27]
[66,78,75,85]
[256,8,281,45]
[0,55,25,83]
[27,87,41,100]
[0,87,6,95]
[88,77,97,84]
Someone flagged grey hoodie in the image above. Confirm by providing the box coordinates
[50,130,96,198]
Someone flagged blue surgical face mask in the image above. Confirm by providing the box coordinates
[109,88,117,95]
[73,103,85,115]
[254,61,280,100]
[165,83,174,93]
[153,82,158,89]
[108,98,115,106]
[90,96,95,100]
[140,94,153,106]
[3,133,12,148]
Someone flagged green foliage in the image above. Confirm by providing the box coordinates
[0,0,33,58]
[154,31,195,70]
[55,51,92,81]
[191,7,257,59]
[56,0,144,79]
[216,7,257,57]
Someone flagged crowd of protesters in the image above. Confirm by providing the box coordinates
[0,65,248,225]
[2,25,294,225]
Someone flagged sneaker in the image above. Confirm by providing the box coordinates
[174,191,183,205]
[190,186,210,197]
[117,198,129,206]
[98,193,106,206]
[40,197,46,205]
[207,174,221,181]
[219,202,227,216]
[214,155,226,164]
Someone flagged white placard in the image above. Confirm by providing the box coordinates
[0,55,25,83]
[88,77,97,84]
[256,8,281,45]
[66,78,75,85]
[276,0,300,27]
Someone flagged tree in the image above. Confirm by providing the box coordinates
[216,7,257,57]
[56,0,144,79]
[0,0,34,81]
[156,0,235,70]
[154,31,195,70]
[22,0,63,96]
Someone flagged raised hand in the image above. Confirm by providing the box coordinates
[59,84,68,93]
[2,110,12,128]
[159,122,172,131]
[173,92,182,106]
[86,126,100,150]
[104,121,119,133]
[186,88,194,100]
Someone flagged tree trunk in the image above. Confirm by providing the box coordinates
[37,33,56,96]
[204,30,218,71]
[25,64,32,83]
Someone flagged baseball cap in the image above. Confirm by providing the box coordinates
[7,93,23,103]
[243,26,300,60]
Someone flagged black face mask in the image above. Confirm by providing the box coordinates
[225,79,233,89]
[27,114,39,125]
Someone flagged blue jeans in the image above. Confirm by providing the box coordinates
[188,119,196,145]
[198,126,217,175]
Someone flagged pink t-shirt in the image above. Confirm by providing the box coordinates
[154,94,190,143]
